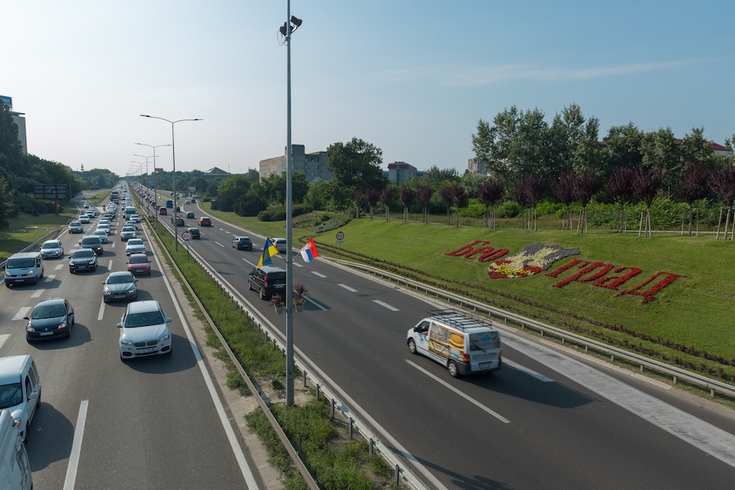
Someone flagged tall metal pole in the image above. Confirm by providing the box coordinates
[285,0,295,406]
[135,143,171,227]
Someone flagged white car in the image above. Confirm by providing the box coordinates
[92,229,109,244]
[118,300,172,360]
[40,239,64,259]
[79,215,90,224]
[96,223,111,235]
[271,238,288,254]
[120,226,136,241]
[125,239,146,255]
[0,355,41,441]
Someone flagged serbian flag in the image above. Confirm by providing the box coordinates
[257,238,279,268]
[299,237,319,263]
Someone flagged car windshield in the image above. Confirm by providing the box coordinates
[7,258,35,268]
[128,240,143,246]
[129,256,147,264]
[74,250,94,259]
[107,274,133,284]
[32,304,66,319]
[82,238,99,245]
[124,310,165,328]
[0,383,22,409]
[42,242,58,249]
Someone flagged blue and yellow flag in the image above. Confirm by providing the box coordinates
[257,238,279,268]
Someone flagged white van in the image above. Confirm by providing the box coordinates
[407,309,502,377]
[4,252,44,288]
[124,207,136,220]
[0,356,41,442]
[0,410,32,490]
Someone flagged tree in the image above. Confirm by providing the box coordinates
[439,185,455,225]
[380,187,393,222]
[572,171,598,234]
[0,177,12,228]
[631,166,663,238]
[399,185,414,223]
[326,138,387,192]
[679,162,710,236]
[459,172,486,197]
[450,184,468,227]
[552,170,576,231]
[601,123,644,178]
[641,128,682,198]
[216,175,252,212]
[365,188,380,220]
[416,185,432,224]
[606,167,635,233]
[354,189,363,219]
[477,179,503,228]
[524,175,547,231]
[420,166,458,187]
[681,127,716,169]
[710,166,735,240]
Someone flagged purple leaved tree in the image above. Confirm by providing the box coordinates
[679,162,709,236]
[631,166,663,238]
[552,171,576,231]
[478,179,503,229]
[416,185,433,224]
[606,168,634,233]
[710,166,735,240]
[399,185,415,223]
[380,187,393,222]
[572,171,598,234]
[365,188,380,220]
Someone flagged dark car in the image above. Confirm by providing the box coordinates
[80,235,104,256]
[25,298,74,341]
[186,211,195,219]
[187,227,200,239]
[248,265,286,300]
[102,271,138,303]
[174,216,185,227]
[232,236,253,250]
[69,248,98,273]
[198,216,211,227]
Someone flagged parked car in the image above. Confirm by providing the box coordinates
[198,216,211,227]
[187,227,200,239]
[102,271,138,303]
[127,254,151,275]
[248,265,286,300]
[118,300,172,360]
[125,238,146,255]
[92,229,109,244]
[0,355,41,442]
[40,240,64,259]
[69,221,83,234]
[271,238,288,254]
[24,298,74,341]
[232,236,252,250]
[69,248,98,273]
[80,235,104,255]
[185,211,195,219]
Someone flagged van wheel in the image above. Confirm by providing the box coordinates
[407,339,417,354]
[447,361,459,378]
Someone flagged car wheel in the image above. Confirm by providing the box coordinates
[408,339,417,354]
[447,361,459,378]
[259,287,267,300]
[248,279,254,291]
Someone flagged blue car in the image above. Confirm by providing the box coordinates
[25,299,74,341]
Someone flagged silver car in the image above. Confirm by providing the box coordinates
[40,240,64,259]
[102,271,138,303]
[118,300,172,360]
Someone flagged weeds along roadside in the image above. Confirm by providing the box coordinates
[143,216,402,490]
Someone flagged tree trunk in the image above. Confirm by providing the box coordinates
[638,210,644,237]
[369,205,374,220]
[385,206,390,222]
[403,206,408,223]
[716,208,723,239]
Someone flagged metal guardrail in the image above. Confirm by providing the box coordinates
[138,206,426,489]
[330,258,735,400]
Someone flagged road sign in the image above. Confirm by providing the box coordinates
[336,231,344,240]
[182,231,192,242]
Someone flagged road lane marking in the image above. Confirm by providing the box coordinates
[55,264,65,270]
[293,262,303,268]
[31,288,44,298]
[215,241,225,248]
[97,300,105,321]
[503,359,553,382]
[0,334,9,350]
[304,296,328,311]
[112,241,116,248]
[108,259,113,269]
[63,399,88,490]
[44,275,56,283]
[242,258,257,268]
[338,284,358,293]
[406,359,510,423]
[373,300,399,311]
[311,271,327,278]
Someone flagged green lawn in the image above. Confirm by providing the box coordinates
[0,207,78,262]
[199,202,735,383]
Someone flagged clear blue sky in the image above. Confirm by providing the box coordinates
[5,0,733,177]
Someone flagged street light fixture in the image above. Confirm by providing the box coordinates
[135,142,172,226]
[140,115,202,252]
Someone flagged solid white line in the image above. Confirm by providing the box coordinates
[44,275,56,283]
[148,227,259,489]
[12,307,31,321]
[407,359,511,423]
[63,399,88,490]
[338,283,358,293]
[503,358,553,382]
[311,271,327,278]
[373,300,399,311]
[97,300,105,321]
[215,241,225,248]
[0,334,10,350]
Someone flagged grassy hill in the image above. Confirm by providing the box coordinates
[199,203,735,386]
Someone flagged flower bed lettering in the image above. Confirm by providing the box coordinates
[445,241,509,262]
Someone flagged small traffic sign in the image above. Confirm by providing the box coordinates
[336,231,345,240]
[182,231,193,242]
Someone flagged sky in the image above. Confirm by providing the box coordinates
[4,0,734,178]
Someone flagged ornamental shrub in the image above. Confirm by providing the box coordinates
[496,200,520,218]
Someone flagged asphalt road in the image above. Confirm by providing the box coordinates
[1,192,258,489]
[141,187,735,490]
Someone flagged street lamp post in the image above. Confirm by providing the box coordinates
[280,1,302,407]
[135,142,172,226]
[140,115,202,252]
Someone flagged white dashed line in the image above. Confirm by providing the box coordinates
[55,264,65,270]
[12,307,31,321]
[31,288,44,298]
[44,275,56,283]
[293,262,303,268]
[108,259,113,269]
[0,334,10,350]
[311,271,327,278]
[97,300,105,321]
[373,300,399,311]
[215,241,225,248]
[338,284,358,293]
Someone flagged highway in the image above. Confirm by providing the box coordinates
[4,183,734,490]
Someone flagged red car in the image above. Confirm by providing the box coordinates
[198,216,212,227]
[127,254,151,275]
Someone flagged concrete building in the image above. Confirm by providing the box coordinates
[387,162,418,184]
[259,144,331,182]
[467,158,486,174]
[1,95,27,154]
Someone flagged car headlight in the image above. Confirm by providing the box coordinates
[57,321,67,329]
[26,324,36,332]
[127,288,136,294]
[104,288,112,295]
[5,271,10,277]
[25,270,34,276]
[120,337,135,346]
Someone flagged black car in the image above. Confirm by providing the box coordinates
[187,227,200,239]
[232,236,253,250]
[174,216,185,227]
[248,265,286,300]
[80,235,104,256]
[69,248,98,273]
[25,298,74,341]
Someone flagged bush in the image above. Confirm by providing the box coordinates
[496,200,520,218]
[258,204,314,222]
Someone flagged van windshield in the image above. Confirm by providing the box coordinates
[469,331,500,351]
[0,383,22,409]
[6,258,35,268]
